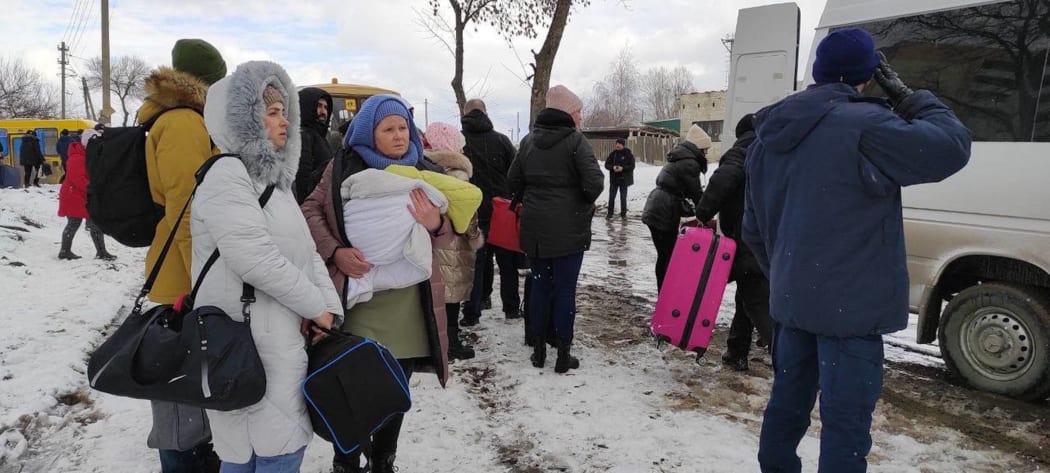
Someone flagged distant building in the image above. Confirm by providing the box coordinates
[679,90,727,161]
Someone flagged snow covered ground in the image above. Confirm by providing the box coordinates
[0,165,1045,472]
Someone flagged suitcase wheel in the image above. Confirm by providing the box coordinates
[701,319,711,328]
[692,243,701,251]
[693,347,708,364]
[671,309,681,318]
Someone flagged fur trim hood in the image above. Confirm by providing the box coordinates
[204,61,300,189]
[424,149,473,182]
[138,67,208,123]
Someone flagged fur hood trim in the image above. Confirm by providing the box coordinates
[424,149,472,182]
[142,67,208,113]
[204,61,300,189]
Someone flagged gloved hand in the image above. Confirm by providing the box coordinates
[873,51,913,105]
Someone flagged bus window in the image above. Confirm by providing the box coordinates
[851,0,1049,142]
[36,128,57,156]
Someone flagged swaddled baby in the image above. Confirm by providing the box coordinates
[340,168,449,308]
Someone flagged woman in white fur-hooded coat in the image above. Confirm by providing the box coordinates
[192,60,344,467]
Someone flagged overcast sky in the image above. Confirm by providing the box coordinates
[7,0,829,136]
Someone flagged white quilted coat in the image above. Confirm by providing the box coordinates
[340,168,448,308]
[192,61,343,464]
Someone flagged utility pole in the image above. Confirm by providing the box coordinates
[58,41,70,119]
[100,0,113,124]
[516,111,520,141]
[82,77,96,121]
[423,99,429,128]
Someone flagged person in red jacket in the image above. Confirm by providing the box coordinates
[57,130,115,261]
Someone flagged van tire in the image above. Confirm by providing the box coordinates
[939,283,1050,401]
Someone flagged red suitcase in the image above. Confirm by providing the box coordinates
[651,225,736,362]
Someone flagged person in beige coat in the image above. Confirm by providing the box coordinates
[424,121,483,360]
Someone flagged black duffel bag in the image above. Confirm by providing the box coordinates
[304,329,411,456]
[87,154,272,411]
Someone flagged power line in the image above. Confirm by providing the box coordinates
[62,0,87,44]
[68,0,96,57]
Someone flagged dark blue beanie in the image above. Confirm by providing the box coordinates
[812,28,880,86]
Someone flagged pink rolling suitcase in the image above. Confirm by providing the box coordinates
[651,225,736,362]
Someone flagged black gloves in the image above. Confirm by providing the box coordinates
[873,51,914,105]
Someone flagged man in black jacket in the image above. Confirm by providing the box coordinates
[461,98,522,324]
[694,114,772,371]
[19,130,44,187]
[509,85,604,374]
[604,138,636,219]
[294,87,335,203]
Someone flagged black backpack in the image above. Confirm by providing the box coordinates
[86,107,197,247]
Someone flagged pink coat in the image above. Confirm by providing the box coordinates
[58,142,89,219]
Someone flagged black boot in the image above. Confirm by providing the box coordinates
[555,340,580,374]
[530,337,546,368]
[721,351,749,372]
[332,453,367,473]
[371,452,397,473]
[448,337,476,361]
[59,223,81,260]
[87,222,116,260]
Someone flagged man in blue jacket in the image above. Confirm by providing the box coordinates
[743,28,971,472]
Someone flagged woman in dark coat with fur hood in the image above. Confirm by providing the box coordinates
[641,124,712,290]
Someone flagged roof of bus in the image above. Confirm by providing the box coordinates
[818,0,1006,29]
[0,118,96,132]
[304,83,400,97]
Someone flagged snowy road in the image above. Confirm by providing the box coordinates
[1,168,1048,472]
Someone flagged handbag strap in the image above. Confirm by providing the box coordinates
[187,182,276,323]
[133,153,272,316]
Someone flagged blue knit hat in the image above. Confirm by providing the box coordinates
[812,28,880,86]
[345,94,423,169]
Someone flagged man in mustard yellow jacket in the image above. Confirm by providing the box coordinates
[138,38,226,473]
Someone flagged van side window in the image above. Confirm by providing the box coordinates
[851,0,1049,142]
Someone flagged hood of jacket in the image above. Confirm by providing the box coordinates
[460,109,494,134]
[755,83,864,154]
[531,108,577,150]
[666,141,705,166]
[424,149,473,181]
[298,87,333,136]
[204,61,300,189]
[138,67,208,124]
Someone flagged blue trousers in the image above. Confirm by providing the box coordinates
[607,182,628,216]
[219,446,306,473]
[758,324,884,473]
[528,252,584,344]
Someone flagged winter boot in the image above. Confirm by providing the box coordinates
[530,337,546,368]
[554,340,580,374]
[371,452,397,473]
[59,221,81,260]
[460,315,480,327]
[332,462,368,473]
[721,351,749,372]
[448,337,476,361]
[483,296,492,310]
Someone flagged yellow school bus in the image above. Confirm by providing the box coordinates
[305,79,400,133]
[0,118,95,184]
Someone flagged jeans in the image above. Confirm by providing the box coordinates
[333,359,417,467]
[607,182,628,216]
[725,276,773,358]
[219,447,306,473]
[758,324,884,473]
[528,252,585,344]
[648,226,677,292]
[158,442,218,473]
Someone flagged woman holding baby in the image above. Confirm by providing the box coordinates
[301,94,453,473]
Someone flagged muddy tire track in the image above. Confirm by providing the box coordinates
[573,280,1048,471]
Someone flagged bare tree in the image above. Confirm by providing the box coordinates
[642,66,695,120]
[584,47,642,127]
[422,0,500,114]
[0,57,60,119]
[86,55,151,126]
